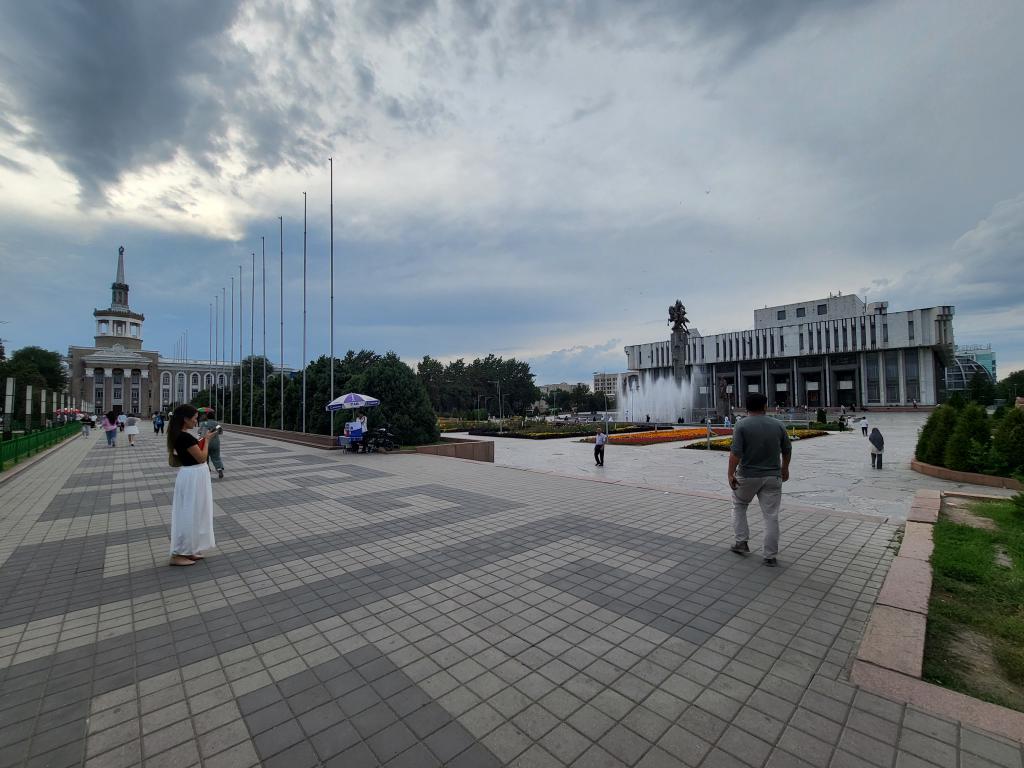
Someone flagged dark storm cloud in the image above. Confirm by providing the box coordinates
[0,0,242,204]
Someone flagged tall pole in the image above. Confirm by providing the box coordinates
[230,277,235,424]
[279,216,284,431]
[238,264,244,425]
[250,251,255,427]
[221,287,226,420]
[329,157,335,439]
[302,191,307,434]
[215,293,219,416]
[262,235,267,428]
[209,302,213,398]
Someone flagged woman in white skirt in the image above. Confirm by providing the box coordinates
[167,404,215,567]
[125,414,140,446]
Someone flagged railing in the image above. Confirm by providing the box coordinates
[0,422,82,471]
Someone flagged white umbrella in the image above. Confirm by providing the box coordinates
[325,392,381,412]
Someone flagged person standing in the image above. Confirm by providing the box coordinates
[594,427,607,466]
[117,412,126,432]
[167,404,215,566]
[153,412,164,434]
[101,412,118,447]
[358,412,370,453]
[869,427,885,469]
[125,414,139,446]
[861,416,869,437]
[727,393,792,567]
[80,415,92,438]
[199,410,225,479]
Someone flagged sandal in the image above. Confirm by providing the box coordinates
[169,555,196,567]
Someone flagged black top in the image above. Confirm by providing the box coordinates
[173,432,202,466]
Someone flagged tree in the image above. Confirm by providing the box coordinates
[417,356,445,412]
[967,370,995,405]
[355,353,439,445]
[917,405,958,466]
[996,369,1024,403]
[6,346,67,391]
[943,403,991,472]
[990,407,1024,476]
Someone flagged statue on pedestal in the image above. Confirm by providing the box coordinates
[667,300,689,332]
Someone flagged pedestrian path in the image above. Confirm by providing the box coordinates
[0,428,1020,767]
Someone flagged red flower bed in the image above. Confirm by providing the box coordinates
[582,427,732,446]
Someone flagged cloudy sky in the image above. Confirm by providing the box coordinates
[1,0,1021,385]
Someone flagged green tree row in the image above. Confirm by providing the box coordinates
[416,354,541,417]
[191,351,439,446]
[916,401,1024,476]
[0,346,68,424]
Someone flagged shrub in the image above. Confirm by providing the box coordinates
[990,408,1024,476]
[355,352,439,445]
[944,403,991,472]
[815,408,826,424]
[917,406,958,466]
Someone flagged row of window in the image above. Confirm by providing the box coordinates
[776,304,828,321]
[159,372,232,387]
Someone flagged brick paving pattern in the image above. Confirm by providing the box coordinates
[0,429,1021,767]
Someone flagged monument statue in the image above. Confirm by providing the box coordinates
[668,300,689,332]
[119,245,124,257]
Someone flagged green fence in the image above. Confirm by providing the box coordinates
[0,422,82,472]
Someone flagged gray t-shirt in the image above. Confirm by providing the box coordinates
[730,415,792,477]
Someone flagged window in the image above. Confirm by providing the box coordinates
[777,310,786,321]
[796,307,806,318]
[866,354,880,402]
[842,326,848,350]
[716,342,720,358]
[905,350,920,402]
[161,372,171,385]
[112,388,122,400]
[817,328,822,350]
[817,304,827,315]
[882,323,889,343]
[908,320,915,341]
[799,333,804,351]
[885,352,899,402]
[870,320,876,347]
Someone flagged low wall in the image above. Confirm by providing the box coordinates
[221,424,337,449]
[911,458,1022,491]
[415,437,494,463]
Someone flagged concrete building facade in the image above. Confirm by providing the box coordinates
[624,294,956,411]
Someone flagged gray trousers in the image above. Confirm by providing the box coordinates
[207,443,224,471]
[732,475,782,558]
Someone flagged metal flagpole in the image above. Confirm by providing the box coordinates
[221,287,226,420]
[250,251,255,427]
[302,191,307,434]
[230,277,235,424]
[329,157,335,440]
[239,264,243,425]
[209,303,213,399]
[279,216,284,431]
[262,235,267,428]
[215,292,219,416]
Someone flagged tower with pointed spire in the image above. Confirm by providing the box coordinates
[93,245,145,350]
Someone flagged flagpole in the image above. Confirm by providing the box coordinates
[209,302,213,400]
[302,191,307,434]
[262,235,267,428]
[230,277,235,424]
[250,251,255,427]
[329,157,335,439]
[221,287,226,420]
[279,216,284,431]
[238,264,243,425]
[215,292,220,416]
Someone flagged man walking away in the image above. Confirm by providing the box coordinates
[861,417,869,437]
[594,427,607,466]
[869,427,884,469]
[727,393,791,567]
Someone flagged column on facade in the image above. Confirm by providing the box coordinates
[791,358,799,407]
[897,350,907,405]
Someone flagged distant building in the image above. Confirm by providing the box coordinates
[624,294,956,409]
[592,373,623,398]
[955,344,996,382]
[68,247,289,415]
[537,382,578,394]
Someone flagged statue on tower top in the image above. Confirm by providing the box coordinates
[119,245,124,257]
[668,300,689,332]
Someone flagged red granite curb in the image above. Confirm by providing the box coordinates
[854,489,1024,746]
[911,458,1022,490]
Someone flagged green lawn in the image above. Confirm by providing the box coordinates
[922,499,1024,711]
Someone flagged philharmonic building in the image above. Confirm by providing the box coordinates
[68,247,235,416]
[625,294,956,410]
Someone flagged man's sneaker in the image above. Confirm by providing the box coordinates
[730,541,750,554]
[763,557,778,567]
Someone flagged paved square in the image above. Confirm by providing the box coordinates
[0,429,1021,767]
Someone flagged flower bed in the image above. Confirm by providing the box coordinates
[468,424,650,440]
[684,428,829,450]
[580,427,733,446]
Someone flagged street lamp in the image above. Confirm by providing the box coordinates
[489,379,503,434]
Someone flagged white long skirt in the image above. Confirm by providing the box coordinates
[169,464,216,556]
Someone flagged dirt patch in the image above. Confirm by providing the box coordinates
[942,498,997,530]
[951,628,1024,711]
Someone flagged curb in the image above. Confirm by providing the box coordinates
[853,489,1024,744]
[911,458,1022,491]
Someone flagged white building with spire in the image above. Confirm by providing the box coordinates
[68,247,240,415]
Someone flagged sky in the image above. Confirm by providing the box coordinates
[1,0,1021,386]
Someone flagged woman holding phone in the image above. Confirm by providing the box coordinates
[167,404,216,566]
